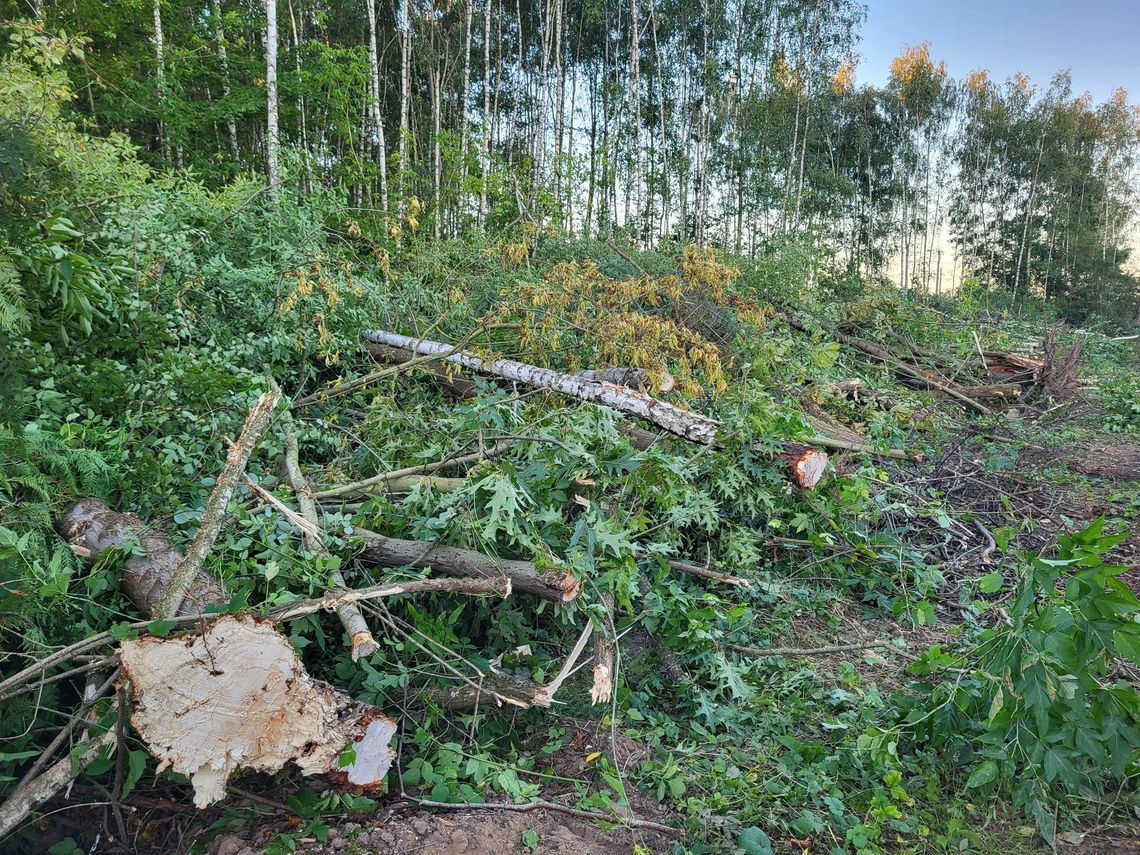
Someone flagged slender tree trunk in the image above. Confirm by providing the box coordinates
[628,0,641,241]
[365,0,389,210]
[153,0,169,163]
[479,0,493,225]
[212,0,240,163]
[457,0,474,223]
[287,0,312,193]
[431,66,442,239]
[265,0,280,188]
[399,0,411,187]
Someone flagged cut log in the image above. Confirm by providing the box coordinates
[119,614,395,807]
[779,442,829,490]
[363,330,720,443]
[369,343,664,452]
[354,528,580,603]
[57,498,227,618]
[361,330,827,488]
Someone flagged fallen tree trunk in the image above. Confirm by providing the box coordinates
[354,528,581,603]
[39,501,403,827]
[58,498,227,618]
[575,366,675,393]
[364,330,720,442]
[361,330,827,489]
[368,344,662,452]
[366,342,480,398]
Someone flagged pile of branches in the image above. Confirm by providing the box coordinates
[0,309,1082,842]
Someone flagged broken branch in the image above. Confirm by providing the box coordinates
[355,528,580,603]
[156,388,281,618]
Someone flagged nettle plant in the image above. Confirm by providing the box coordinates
[903,518,1140,844]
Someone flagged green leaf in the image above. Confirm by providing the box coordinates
[739,826,774,855]
[121,749,148,799]
[108,622,137,641]
[521,828,539,851]
[1113,628,1140,666]
[147,619,177,638]
[966,759,998,788]
[978,572,1004,594]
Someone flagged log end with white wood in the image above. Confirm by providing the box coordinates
[779,443,829,490]
[119,615,395,808]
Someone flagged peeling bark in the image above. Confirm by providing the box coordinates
[361,330,721,444]
[361,331,827,488]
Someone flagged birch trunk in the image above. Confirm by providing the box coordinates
[360,331,828,487]
[364,331,720,442]
[365,0,389,210]
[458,0,474,218]
[153,0,169,163]
[399,0,411,183]
[212,0,240,162]
[265,0,280,188]
[479,0,492,225]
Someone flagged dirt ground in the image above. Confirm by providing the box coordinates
[205,798,678,855]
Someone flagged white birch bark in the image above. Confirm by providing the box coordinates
[365,0,389,210]
[358,331,827,487]
[362,331,721,443]
[153,0,169,163]
[212,0,240,162]
[480,0,492,225]
[265,0,280,188]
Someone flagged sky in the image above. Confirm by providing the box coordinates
[858,0,1140,104]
